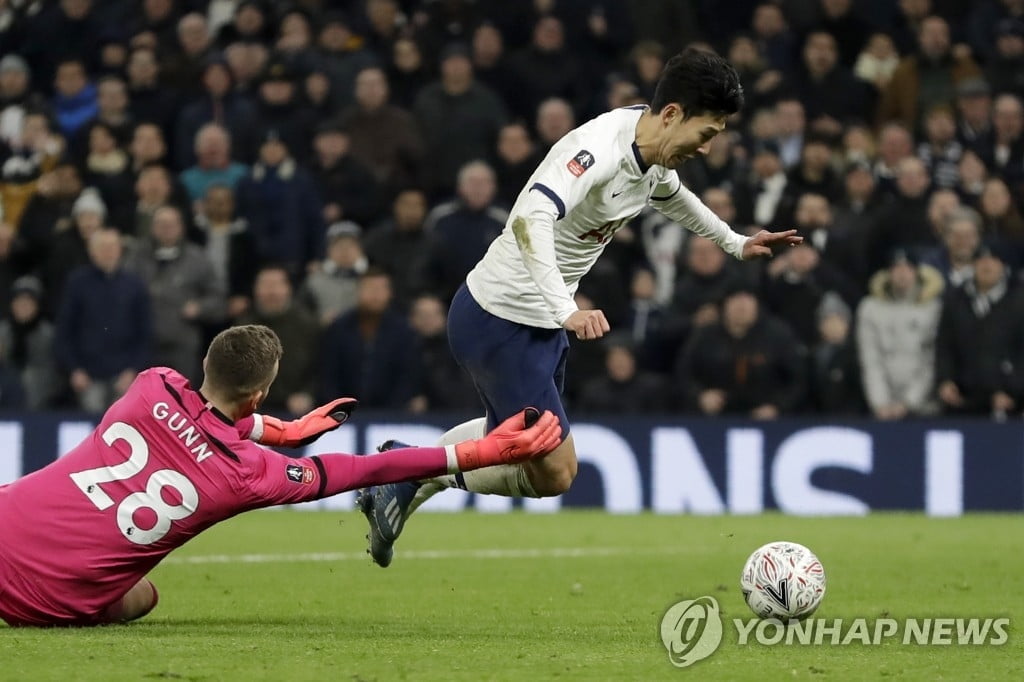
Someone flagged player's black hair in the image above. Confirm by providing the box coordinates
[650,47,744,119]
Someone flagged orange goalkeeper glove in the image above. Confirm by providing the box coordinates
[452,407,563,471]
[255,397,358,448]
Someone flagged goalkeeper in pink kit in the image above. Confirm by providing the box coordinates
[0,325,561,627]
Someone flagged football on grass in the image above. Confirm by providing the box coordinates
[741,541,826,619]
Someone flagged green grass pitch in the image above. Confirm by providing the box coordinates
[1,512,1020,681]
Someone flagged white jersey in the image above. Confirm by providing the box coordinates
[466,106,750,329]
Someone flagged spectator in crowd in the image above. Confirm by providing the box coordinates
[493,122,542,208]
[128,122,168,175]
[42,187,105,316]
[50,58,97,139]
[471,21,516,106]
[223,40,269,96]
[878,15,981,131]
[677,284,806,419]
[936,244,1024,417]
[54,229,151,414]
[216,1,273,47]
[865,157,937,274]
[273,9,318,73]
[16,162,83,272]
[0,110,63,231]
[408,292,478,413]
[309,122,380,228]
[785,134,842,203]
[820,0,872,68]
[315,11,378,113]
[978,93,1024,186]
[747,141,792,228]
[789,190,865,285]
[414,44,506,197]
[320,268,420,410]
[784,30,869,134]
[0,55,38,126]
[840,124,877,166]
[856,250,944,420]
[808,291,864,415]
[364,0,405,58]
[0,276,59,408]
[957,149,989,205]
[251,59,318,164]
[114,163,180,241]
[194,184,257,320]
[926,188,963,244]
[301,221,368,326]
[752,2,799,73]
[922,207,983,288]
[388,37,431,111]
[679,132,750,206]
[175,57,258,170]
[578,337,669,414]
[985,18,1024,98]
[125,205,225,381]
[363,188,431,311]
[762,235,859,347]
[236,265,319,415]
[773,97,806,170]
[236,130,324,278]
[668,236,747,348]
[506,16,582,121]
[123,47,178,142]
[917,105,963,189]
[535,97,575,151]
[73,75,132,158]
[725,35,779,113]
[955,78,994,148]
[421,161,507,303]
[130,0,180,55]
[179,123,248,203]
[81,121,133,210]
[164,13,213,97]
[125,47,178,141]
[873,121,915,198]
[622,268,668,371]
[340,66,424,192]
[831,163,876,280]
[979,177,1024,262]
[625,40,665,105]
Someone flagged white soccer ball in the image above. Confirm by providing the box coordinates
[740,541,826,620]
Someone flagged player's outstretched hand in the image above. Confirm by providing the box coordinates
[257,397,358,448]
[454,408,563,471]
[563,309,610,340]
[741,229,803,259]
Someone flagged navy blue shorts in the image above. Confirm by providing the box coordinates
[448,284,570,438]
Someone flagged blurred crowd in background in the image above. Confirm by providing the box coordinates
[0,0,1023,420]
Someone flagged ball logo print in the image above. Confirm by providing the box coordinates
[659,596,723,668]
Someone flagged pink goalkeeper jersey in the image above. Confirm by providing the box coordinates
[0,368,348,626]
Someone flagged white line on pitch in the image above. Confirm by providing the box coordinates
[164,546,686,566]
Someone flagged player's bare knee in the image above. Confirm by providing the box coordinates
[533,462,577,496]
[528,439,578,496]
[121,579,159,623]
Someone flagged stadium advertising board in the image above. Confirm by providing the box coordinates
[1,414,1020,515]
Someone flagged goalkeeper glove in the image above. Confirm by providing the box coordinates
[452,407,563,471]
[254,397,358,448]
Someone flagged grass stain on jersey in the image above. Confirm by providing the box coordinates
[512,216,532,254]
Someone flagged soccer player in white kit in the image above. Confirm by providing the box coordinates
[360,47,801,566]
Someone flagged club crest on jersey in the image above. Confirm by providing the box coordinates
[567,149,595,177]
[285,464,314,484]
